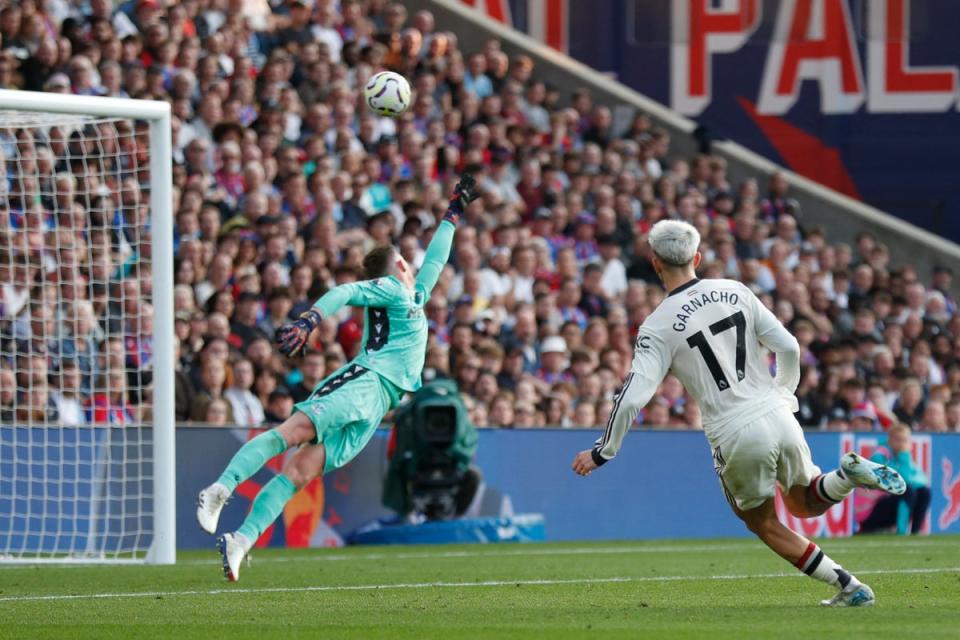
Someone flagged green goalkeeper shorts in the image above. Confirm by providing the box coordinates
[293,363,403,473]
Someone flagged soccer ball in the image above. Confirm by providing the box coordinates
[363,71,412,117]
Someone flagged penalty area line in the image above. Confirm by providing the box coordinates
[1,566,957,603]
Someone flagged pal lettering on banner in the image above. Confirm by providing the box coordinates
[671,0,960,116]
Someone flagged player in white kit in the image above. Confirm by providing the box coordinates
[572,220,906,607]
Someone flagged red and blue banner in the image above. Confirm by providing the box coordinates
[464,0,960,241]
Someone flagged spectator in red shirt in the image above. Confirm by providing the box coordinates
[86,369,134,425]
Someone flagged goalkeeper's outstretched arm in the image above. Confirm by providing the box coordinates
[414,221,455,296]
[415,172,479,297]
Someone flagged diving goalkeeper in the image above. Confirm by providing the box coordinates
[196,174,479,581]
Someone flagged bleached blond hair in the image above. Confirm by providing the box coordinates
[649,220,700,266]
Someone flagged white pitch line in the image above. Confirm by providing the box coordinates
[1,566,957,604]
[234,538,959,566]
[181,544,765,566]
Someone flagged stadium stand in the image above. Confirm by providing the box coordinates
[1,0,959,433]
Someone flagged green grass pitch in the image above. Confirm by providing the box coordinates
[1,536,958,639]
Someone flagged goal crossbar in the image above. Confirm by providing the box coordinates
[0,90,171,120]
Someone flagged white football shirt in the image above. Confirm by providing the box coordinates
[594,278,801,463]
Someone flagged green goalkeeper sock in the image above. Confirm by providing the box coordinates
[216,430,288,493]
[235,474,297,542]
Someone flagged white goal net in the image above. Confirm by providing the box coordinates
[0,92,174,563]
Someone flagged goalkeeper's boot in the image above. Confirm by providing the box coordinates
[196,483,230,535]
[840,452,907,495]
[820,582,875,608]
[218,532,251,583]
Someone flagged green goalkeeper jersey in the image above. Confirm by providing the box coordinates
[310,220,455,393]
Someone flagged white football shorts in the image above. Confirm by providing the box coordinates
[710,405,821,511]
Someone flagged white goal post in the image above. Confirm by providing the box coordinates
[0,90,175,564]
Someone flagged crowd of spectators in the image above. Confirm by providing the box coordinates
[1,0,960,435]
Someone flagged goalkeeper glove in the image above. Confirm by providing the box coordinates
[443,173,480,225]
[275,309,322,357]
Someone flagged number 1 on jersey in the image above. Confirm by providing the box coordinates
[686,311,746,391]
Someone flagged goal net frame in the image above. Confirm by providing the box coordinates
[0,90,175,565]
